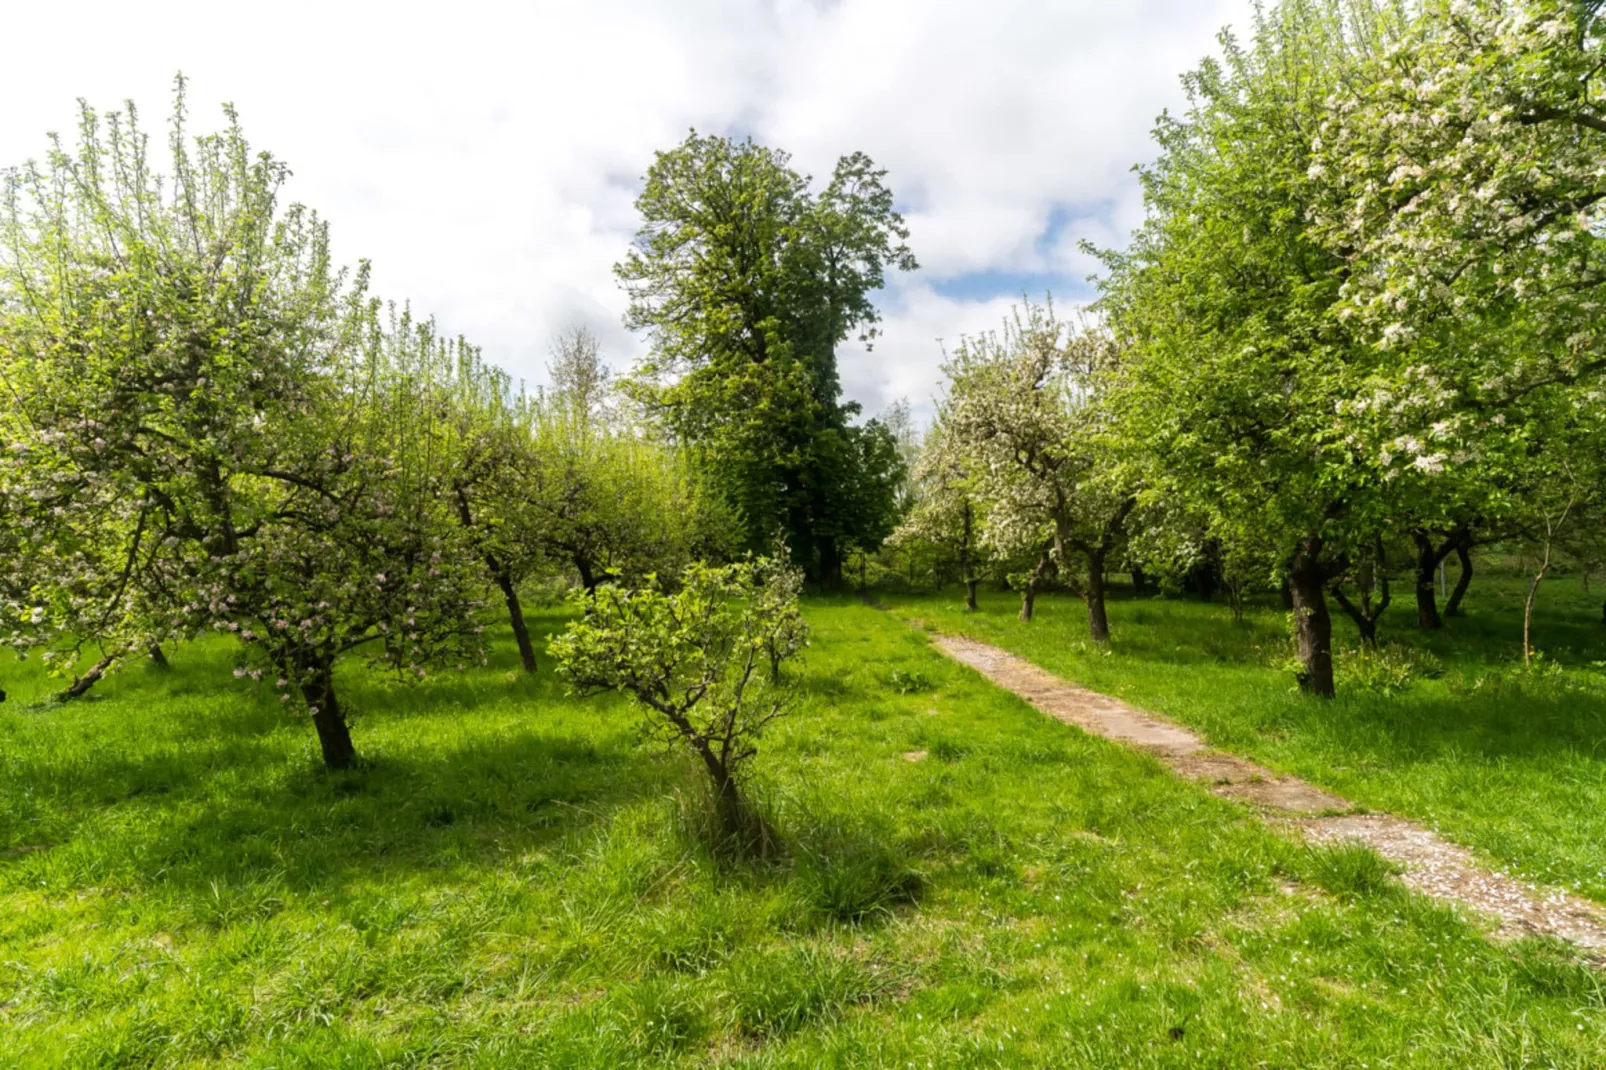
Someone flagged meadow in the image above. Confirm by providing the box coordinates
[883,562,1606,903]
[3,589,1606,1067]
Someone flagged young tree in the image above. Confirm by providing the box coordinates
[441,348,545,674]
[943,302,1135,642]
[527,403,717,591]
[550,558,806,851]
[615,133,918,584]
[547,324,613,422]
[891,418,988,611]
[1329,537,1393,649]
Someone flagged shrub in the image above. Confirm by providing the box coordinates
[551,557,807,855]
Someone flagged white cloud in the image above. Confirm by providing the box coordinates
[0,0,1251,413]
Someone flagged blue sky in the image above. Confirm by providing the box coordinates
[0,0,1253,423]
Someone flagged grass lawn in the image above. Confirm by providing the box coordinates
[2,598,1605,1066]
[881,563,1606,908]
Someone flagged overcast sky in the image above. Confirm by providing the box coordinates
[0,0,1252,422]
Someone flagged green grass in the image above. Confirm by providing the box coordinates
[882,563,1606,906]
[1,597,1604,1066]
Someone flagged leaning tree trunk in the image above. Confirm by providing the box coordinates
[1445,538,1474,618]
[1412,533,1444,630]
[1085,551,1112,643]
[148,643,170,669]
[1330,585,1381,649]
[496,572,537,674]
[57,654,116,702]
[300,665,357,769]
[1019,579,1038,622]
[1288,542,1336,698]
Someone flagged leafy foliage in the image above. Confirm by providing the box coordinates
[550,557,807,849]
[615,132,916,582]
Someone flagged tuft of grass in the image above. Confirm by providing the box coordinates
[724,943,888,1038]
[789,807,923,924]
[1299,842,1402,901]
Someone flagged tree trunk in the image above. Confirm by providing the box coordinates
[964,578,979,613]
[575,556,598,593]
[1289,543,1336,698]
[58,654,116,702]
[301,666,357,769]
[1330,585,1379,649]
[148,643,170,669]
[1130,566,1148,596]
[1019,580,1037,622]
[496,573,537,674]
[1445,539,1474,617]
[819,535,844,590]
[1279,581,1294,610]
[695,745,759,852]
[1085,552,1111,643]
[1412,533,1444,630]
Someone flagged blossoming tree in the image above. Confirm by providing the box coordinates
[0,85,485,764]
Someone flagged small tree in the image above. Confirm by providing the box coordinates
[943,302,1135,642]
[892,418,987,610]
[440,349,545,673]
[528,403,713,590]
[547,324,613,422]
[550,558,806,851]
[1329,537,1393,649]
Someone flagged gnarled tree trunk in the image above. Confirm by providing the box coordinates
[1289,539,1336,698]
[148,643,170,669]
[1412,532,1445,630]
[58,654,117,702]
[1085,550,1111,643]
[1019,580,1037,622]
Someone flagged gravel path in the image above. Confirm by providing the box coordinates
[933,633,1606,956]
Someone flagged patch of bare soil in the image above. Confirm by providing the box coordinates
[930,633,1606,957]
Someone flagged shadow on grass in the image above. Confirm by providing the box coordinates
[0,612,682,906]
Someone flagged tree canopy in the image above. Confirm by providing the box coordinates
[615,132,917,584]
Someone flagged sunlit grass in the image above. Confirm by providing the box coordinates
[1,598,1603,1065]
[882,564,1606,903]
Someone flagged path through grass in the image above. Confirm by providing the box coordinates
[881,570,1606,906]
[2,599,1604,1065]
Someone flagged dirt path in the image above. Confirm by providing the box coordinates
[933,634,1606,956]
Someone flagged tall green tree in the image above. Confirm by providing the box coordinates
[614,132,917,584]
